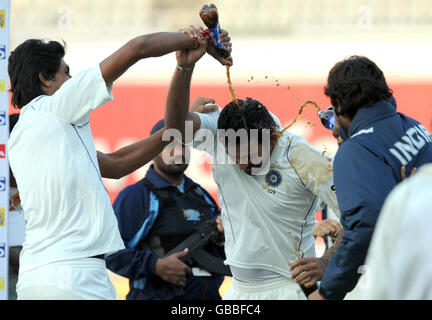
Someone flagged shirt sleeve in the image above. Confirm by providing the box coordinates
[31,65,113,126]
[192,107,221,155]
[287,136,340,217]
[352,180,404,299]
[105,184,159,280]
[319,141,397,299]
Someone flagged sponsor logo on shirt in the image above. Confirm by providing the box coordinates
[183,209,201,221]
[0,208,5,226]
[0,80,6,92]
[0,45,5,60]
[0,243,5,258]
[0,111,5,125]
[0,177,5,191]
[0,144,5,158]
[0,10,5,28]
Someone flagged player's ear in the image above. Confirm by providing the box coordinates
[270,132,279,148]
[39,72,54,89]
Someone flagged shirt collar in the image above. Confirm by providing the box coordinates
[347,98,397,138]
[145,164,196,191]
[270,131,291,165]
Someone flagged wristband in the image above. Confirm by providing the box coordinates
[177,64,194,71]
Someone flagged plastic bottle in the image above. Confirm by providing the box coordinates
[199,4,231,59]
[318,108,336,130]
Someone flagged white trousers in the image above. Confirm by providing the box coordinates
[17,257,117,300]
[223,277,306,300]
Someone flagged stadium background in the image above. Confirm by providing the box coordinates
[8,0,432,299]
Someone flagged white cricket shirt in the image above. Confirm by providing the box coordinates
[195,108,339,278]
[8,65,125,273]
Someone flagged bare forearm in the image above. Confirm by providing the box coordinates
[100,32,196,86]
[98,130,167,179]
[165,67,194,137]
[137,32,196,59]
[321,231,343,262]
[186,112,202,137]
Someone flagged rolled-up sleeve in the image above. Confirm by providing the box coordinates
[192,108,221,155]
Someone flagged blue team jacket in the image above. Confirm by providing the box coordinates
[319,98,432,299]
[105,165,224,300]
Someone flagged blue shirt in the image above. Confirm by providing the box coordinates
[105,165,224,300]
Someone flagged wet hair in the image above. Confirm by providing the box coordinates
[217,97,277,144]
[8,39,66,109]
[324,55,393,119]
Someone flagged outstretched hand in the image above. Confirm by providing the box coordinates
[312,219,342,241]
[290,257,330,288]
[176,26,208,69]
[206,29,233,66]
[189,97,218,113]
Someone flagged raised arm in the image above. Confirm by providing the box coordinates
[98,27,232,179]
[164,28,207,134]
[98,27,231,179]
[97,30,204,179]
[99,32,198,87]
[164,27,231,134]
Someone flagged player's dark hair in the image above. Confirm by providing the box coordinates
[325,55,393,119]
[218,97,277,144]
[8,39,66,109]
[9,113,19,133]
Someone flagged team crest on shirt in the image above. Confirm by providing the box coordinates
[265,169,283,188]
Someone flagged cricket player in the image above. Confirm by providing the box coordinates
[309,56,432,300]
[162,88,341,299]
[193,101,340,299]
[7,28,231,299]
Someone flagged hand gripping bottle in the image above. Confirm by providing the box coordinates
[199,4,231,59]
[318,107,336,130]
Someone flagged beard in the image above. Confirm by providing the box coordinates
[159,162,189,177]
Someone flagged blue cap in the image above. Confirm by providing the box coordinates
[150,119,165,135]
